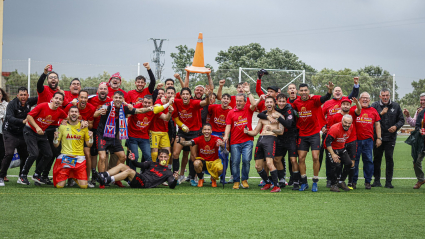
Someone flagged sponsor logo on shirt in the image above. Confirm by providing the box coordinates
[299,107,312,121]
[136,117,150,129]
[214,115,226,126]
[179,109,193,121]
[357,113,373,126]
[66,133,82,140]
[328,104,340,115]
[37,115,55,125]
[200,145,215,155]
[234,116,248,129]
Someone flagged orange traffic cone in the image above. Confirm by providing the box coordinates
[185,32,211,74]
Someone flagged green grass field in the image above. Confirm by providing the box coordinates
[1,135,424,238]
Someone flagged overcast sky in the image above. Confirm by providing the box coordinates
[3,0,425,97]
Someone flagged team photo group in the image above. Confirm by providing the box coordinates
[1,60,423,193]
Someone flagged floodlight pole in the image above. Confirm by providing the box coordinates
[303,70,305,83]
[238,67,242,83]
[393,74,395,101]
[149,38,168,80]
[28,58,31,97]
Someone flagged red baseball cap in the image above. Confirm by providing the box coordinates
[109,72,122,82]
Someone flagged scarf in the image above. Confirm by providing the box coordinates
[103,102,128,139]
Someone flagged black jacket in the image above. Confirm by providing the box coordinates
[257,103,298,138]
[371,100,404,141]
[3,97,38,135]
[131,160,177,189]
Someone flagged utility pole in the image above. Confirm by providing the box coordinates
[149,38,168,81]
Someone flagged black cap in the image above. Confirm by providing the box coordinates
[267,86,279,93]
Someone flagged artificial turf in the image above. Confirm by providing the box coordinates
[1,135,424,238]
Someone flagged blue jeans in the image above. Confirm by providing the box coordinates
[230,140,253,183]
[127,137,151,170]
[353,138,374,184]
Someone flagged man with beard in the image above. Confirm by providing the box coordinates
[217,82,251,108]
[291,82,334,192]
[95,91,152,188]
[244,96,284,193]
[0,87,38,186]
[325,114,354,192]
[52,106,93,188]
[320,77,359,187]
[127,63,156,105]
[18,92,68,185]
[107,72,128,100]
[88,82,112,185]
[64,90,96,187]
[64,78,81,103]
[257,93,300,190]
[176,124,224,188]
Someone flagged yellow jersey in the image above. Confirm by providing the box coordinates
[58,123,89,156]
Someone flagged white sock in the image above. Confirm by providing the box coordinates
[339,181,343,184]
[111,176,115,183]
[106,172,110,177]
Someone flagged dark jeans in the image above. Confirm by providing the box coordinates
[0,131,29,178]
[373,140,395,183]
[328,148,351,185]
[36,127,61,177]
[319,133,331,180]
[21,126,53,176]
[0,133,4,169]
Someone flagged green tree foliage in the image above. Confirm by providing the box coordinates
[400,78,425,114]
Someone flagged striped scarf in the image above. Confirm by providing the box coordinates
[103,102,128,139]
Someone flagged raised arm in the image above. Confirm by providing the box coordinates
[200,86,211,107]
[207,72,214,90]
[143,62,156,94]
[174,73,185,87]
[320,81,334,103]
[216,79,225,100]
[352,97,361,116]
[37,65,51,94]
[348,77,360,99]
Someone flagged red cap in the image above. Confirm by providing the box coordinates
[109,72,122,82]
[341,97,352,105]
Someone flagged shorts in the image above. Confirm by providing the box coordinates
[345,140,357,161]
[178,130,200,152]
[90,129,98,156]
[53,155,87,186]
[196,157,223,180]
[150,131,171,149]
[275,136,298,158]
[254,135,277,160]
[129,173,146,188]
[212,131,225,137]
[297,133,320,152]
[96,133,123,153]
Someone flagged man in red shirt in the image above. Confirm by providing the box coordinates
[126,63,156,105]
[223,82,259,189]
[352,92,382,189]
[291,82,333,192]
[107,72,128,100]
[64,78,81,103]
[216,80,251,108]
[36,65,70,106]
[176,124,224,188]
[325,114,354,192]
[18,92,68,185]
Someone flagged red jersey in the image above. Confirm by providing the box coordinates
[208,104,231,133]
[107,86,128,101]
[64,103,95,122]
[128,103,155,139]
[225,104,254,145]
[354,106,380,141]
[256,100,267,112]
[192,135,221,161]
[151,99,169,132]
[229,95,251,109]
[64,91,79,103]
[88,96,112,129]
[28,103,67,132]
[127,88,152,105]
[172,99,202,131]
[327,111,357,143]
[292,95,323,137]
[324,122,353,150]
[37,86,70,107]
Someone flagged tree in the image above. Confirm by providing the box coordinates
[400,78,425,114]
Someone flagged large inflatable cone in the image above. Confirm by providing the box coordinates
[185,32,211,74]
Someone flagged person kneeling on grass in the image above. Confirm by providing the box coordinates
[53,106,93,189]
[176,123,224,188]
[95,149,179,189]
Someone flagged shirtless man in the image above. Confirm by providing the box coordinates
[244,96,284,193]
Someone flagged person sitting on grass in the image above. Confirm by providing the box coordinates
[95,149,179,189]
[176,123,224,188]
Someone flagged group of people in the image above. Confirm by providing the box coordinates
[0,62,422,193]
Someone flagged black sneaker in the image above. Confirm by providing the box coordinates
[385,182,394,188]
[352,183,357,189]
[287,177,294,186]
[371,180,382,187]
[17,176,30,185]
[278,182,286,188]
[338,182,350,191]
[32,175,46,184]
[97,173,106,186]
[326,180,331,188]
[330,185,340,192]
[91,169,99,182]
[292,183,300,190]
[42,177,53,185]
[365,183,372,189]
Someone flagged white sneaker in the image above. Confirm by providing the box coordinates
[177,175,185,184]
[228,175,234,183]
[0,178,4,186]
[87,181,95,188]
[162,181,169,186]
[194,175,198,183]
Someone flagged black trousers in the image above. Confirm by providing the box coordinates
[36,127,61,178]
[21,127,53,176]
[319,133,331,180]
[327,148,351,185]
[373,140,395,183]
[0,133,4,169]
[0,131,29,178]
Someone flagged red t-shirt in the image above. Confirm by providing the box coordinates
[151,100,169,132]
[208,104,231,133]
[28,103,67,132]
[292,95,323,137]
[229,95,251,109]
[327,111,357,143]
[225,104,254,145]
[38,86,70,107]
[64,91,79,103]
[127,103,155,139]
[354,106,380,141]
[127,88,152,105]
[64,103,95,122]
[88,96,112,129]
[324,122,354,150]
[172,99,202,131]
[107,87,128,101]
[192,135,221,161]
